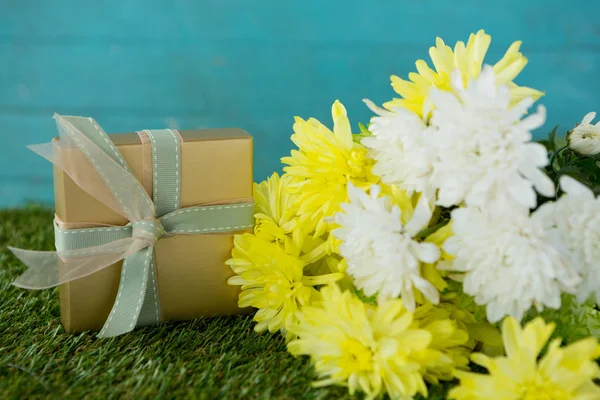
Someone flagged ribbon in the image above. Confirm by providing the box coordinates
[8,115,254,338]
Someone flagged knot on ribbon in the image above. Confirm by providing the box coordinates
[132,218,165,247]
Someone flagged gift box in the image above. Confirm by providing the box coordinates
[10,116,254,336]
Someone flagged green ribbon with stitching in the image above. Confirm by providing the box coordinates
[9,115,254,338]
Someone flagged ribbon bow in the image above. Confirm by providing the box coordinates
[9,115,254,337]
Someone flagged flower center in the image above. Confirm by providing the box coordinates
[338,338,375,374]
[255,218,287,243]
[347,148,373,183]
[518,376,570,400]
[581,132,600,140]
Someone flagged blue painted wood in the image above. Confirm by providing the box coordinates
[0,0,599,207]
[0,0,597,46]
[1,45,598,127]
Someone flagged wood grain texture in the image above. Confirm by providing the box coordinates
[0,0,599,206]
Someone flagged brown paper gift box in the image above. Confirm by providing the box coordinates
[53,129,253,333]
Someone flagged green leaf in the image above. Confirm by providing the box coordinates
[533,294,600,344]
[352,122,373,143]
[353,287,377,305]
[442,280,488,322]
[538,126,558,152]
[558,165,593,185]
[358,122,370,134]
[415,219,450,240]
[549,126,557,146]
[541,136,600,199]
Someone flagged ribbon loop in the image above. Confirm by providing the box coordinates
[9,116,254,338]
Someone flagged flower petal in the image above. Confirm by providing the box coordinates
[411,242,441,264]
[559,175,594,198]
[404,195,433,237]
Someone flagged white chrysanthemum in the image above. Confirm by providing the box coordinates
[568,112,600,155]
[441,206,580,323]
[427,65,555,211]
[541,176,600,303]
[361,100,436,197]
[332,183,440,311]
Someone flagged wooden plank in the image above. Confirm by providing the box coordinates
[0,39,420,142]
[0,41,598,127]
[0,0,598,47]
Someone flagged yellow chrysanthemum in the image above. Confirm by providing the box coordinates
[226,234,341,336]
[421,221,505,357]
[449,317,600,400]
[253,172,303,253]
[281,100,378,237]
[414,221,505,360]
[287,285,453,400]
[437,285,506,357]
[416,220,503,358]
[385,29,543,117]
[411,303,471,383]
[254,171,336,267]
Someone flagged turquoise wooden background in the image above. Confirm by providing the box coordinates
[1,0,599,206]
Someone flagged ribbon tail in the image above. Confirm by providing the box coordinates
[98,247,157,338]
[9,247,63,289]
[9,239,140,289]
[27,142,55,164]
[137,252,161,328]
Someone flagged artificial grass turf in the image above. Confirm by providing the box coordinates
[0,206,451,399]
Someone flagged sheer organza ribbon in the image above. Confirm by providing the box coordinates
[8,115,254,338]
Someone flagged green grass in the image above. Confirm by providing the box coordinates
[0,206,451,399]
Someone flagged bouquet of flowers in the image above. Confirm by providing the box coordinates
[226,30,600,399]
